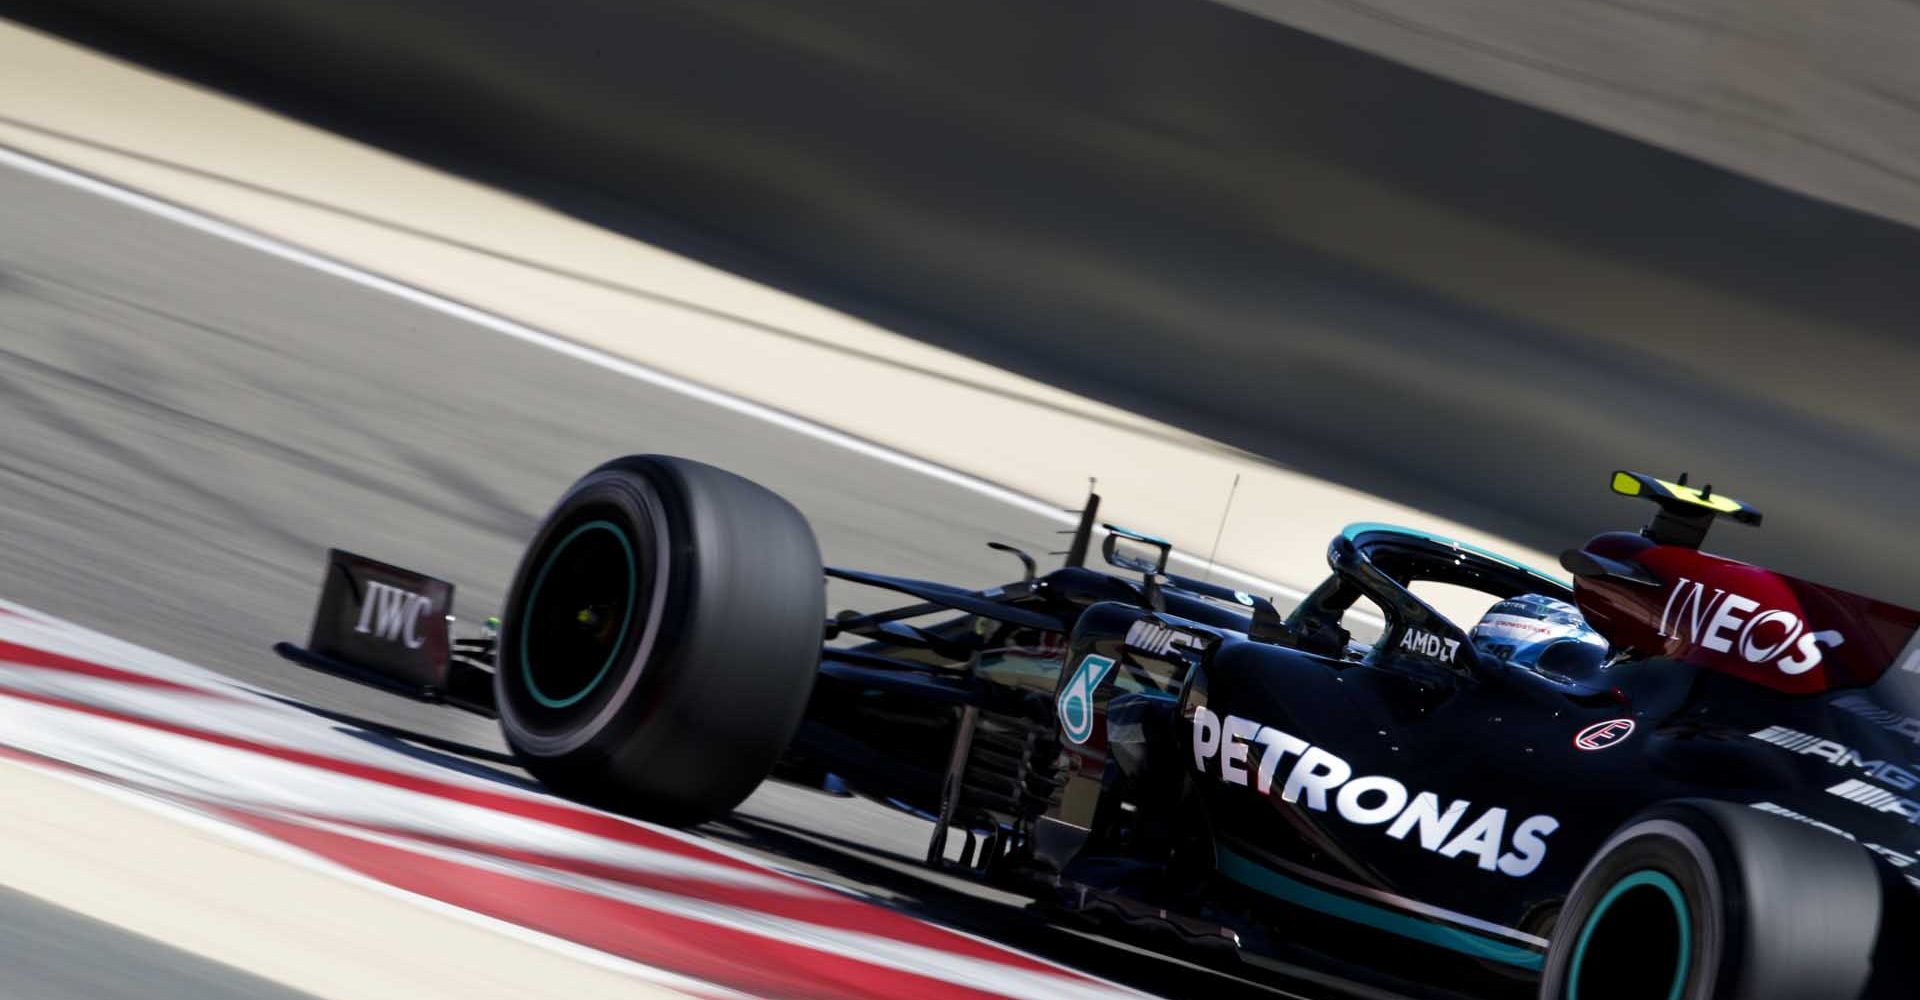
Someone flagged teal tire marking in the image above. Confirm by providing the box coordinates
[521,520,638,708]
[1567,869,1690,1000]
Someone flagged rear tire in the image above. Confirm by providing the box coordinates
[494,455,824,824]
[1539,799,1888,1000]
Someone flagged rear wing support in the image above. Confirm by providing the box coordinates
[1610,470,1762,549]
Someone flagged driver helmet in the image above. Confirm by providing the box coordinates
[1470,593,1607,670]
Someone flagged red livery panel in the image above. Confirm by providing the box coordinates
[1573,532,1920,695]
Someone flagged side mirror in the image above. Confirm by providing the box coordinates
[1103,524,1171,610]
[1102,524,1170,576]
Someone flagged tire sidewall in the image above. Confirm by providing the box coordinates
[493,454,825,822]
[1541,816,1726,1000]
[496,458,687,760]
[1543,800,1886,1000]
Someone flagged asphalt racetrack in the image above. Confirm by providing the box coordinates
[0,158,1363,998]
[0,883,321,1000]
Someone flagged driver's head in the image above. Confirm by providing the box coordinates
[1470,593,1606,671]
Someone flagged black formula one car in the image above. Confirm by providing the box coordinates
[278,456,1920,1000]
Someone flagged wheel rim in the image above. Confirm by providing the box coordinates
[519,519,639,708]
[1567,869,1691,1000]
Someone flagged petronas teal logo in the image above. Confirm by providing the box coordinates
[1057,653,1116,744]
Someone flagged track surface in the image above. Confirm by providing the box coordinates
[0,884,319,1000]
[0,161,1327,997]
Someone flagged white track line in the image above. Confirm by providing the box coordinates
[0,144,1308,603]
[297,817,1143,1000]
[0,612,1144,997]
[10,756,754,1000]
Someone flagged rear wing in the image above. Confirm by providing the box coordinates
[1568,472,1920,694]
[1609,470,1761,549]
[274,549,496,715]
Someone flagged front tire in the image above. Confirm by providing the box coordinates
[1539,799,1891,1000]
[494,455,824,824]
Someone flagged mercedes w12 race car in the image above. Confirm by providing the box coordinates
[277,456,1920,999]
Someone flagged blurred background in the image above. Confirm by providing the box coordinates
[8,0,1919,602]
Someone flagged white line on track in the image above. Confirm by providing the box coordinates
[297,816,1145,1000]
[0,608,1149,998]
[0,144,1308,602]
[11,758,758,1000]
